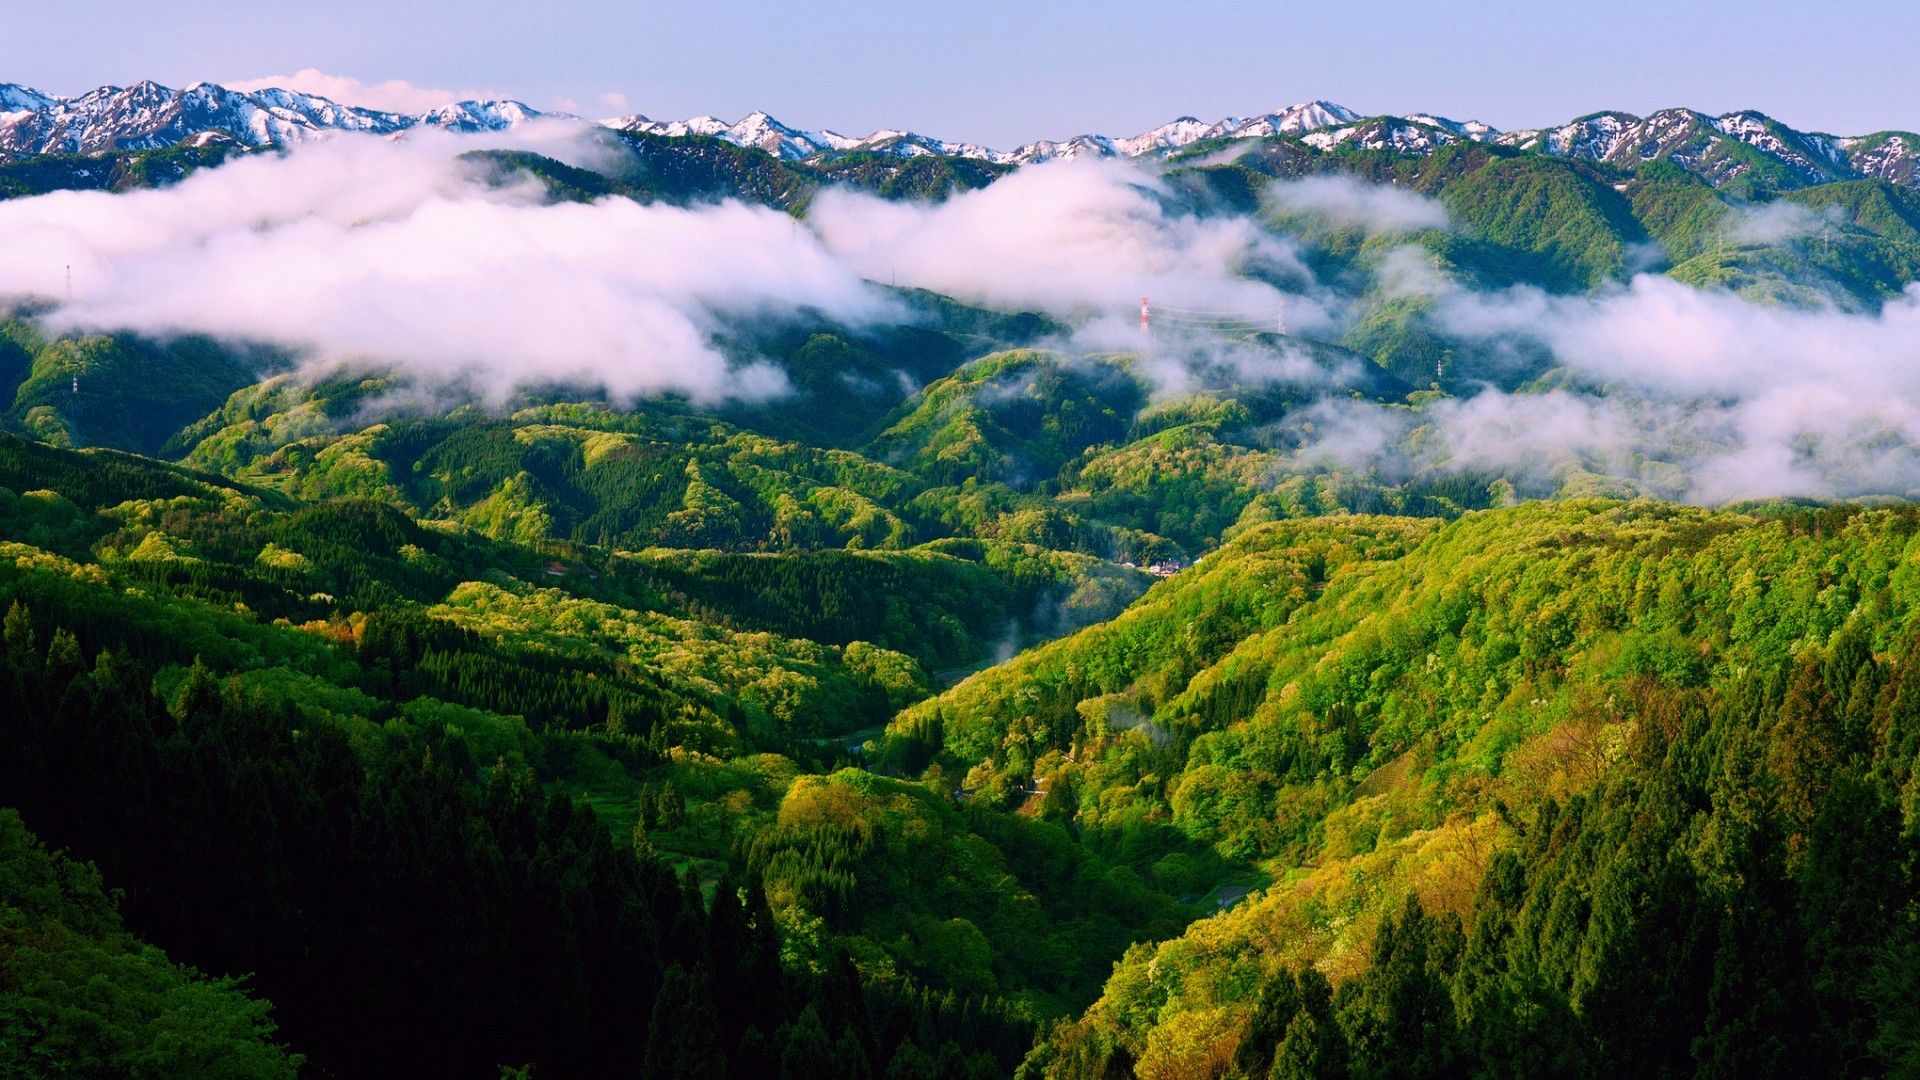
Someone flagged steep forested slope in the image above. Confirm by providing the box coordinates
[0,431,1196,1072]
[890,502,1920,1076]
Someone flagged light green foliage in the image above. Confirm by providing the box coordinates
[746,768,1189,1014]
[433,578,912,740]
[869,350,1142,489]
[0,429,1201,1019]
[953,500,1920,1072]
[6,331,260,454]
[0,809,300,1077]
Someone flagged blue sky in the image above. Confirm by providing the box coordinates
[10,0,1920,145]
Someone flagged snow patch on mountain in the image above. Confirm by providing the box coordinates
[1841,132,1920,186]
[1531,112,1640,160]
[1402,114,1498,141]
[0,83,55,116]
[1113,117,1215,158]
[1225,101,1360,139]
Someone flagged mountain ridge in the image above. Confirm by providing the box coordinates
[0,78,541,156]
[4,79,1920,198]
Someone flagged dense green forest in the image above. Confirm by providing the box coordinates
[14,426,1920,1075]
[937,501,1920,1076]
[7,123,1920,1076]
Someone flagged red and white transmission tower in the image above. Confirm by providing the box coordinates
[1140,297,1150,336]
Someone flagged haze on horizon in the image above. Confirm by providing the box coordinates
[10,0,1920,148]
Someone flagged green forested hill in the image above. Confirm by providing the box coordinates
[14,419,1920,1074]
[908,501,1920,1076]
[0,142,243,199]
[0,430,1191,1072]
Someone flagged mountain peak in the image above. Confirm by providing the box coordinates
[0,83,54,114]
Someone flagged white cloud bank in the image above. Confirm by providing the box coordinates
[0,130,894,402]
[810,159,1307,319]
[1264,174,1450,233]
[1300,272,1920,503]
[0,143,1317,404]
[223,68,490,114]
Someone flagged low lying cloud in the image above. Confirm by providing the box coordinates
[1436,274,1920,402]
[810,159,1305,320]
[1134,338,1362,403]
[0,129,896,402]
[1298,270,1920,503]
[1724,200,1843,246]
[0,143,1338,408]
[1264,174,1449,234]
[1373,244,1456,300]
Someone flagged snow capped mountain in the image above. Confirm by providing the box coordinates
[851,130,1006,161]
[603,110,858,160]
[0,80,543,157]
[722,111,842,158]
[1009,133,1116,164]
[1223,100,1360,139]
[417,99,541,133]
[1502,111,1635,158]
[1113,117,1216,158]
[0,83,54,116]
[1620,108,1723,165]
[1402,114,1497,141]
[3,79,1920,194]
[1708,110,1853,181]
[1000,102,1373,164]
[603,100,1379,167]
[1301,116,1465,154]
[1495,107,1892,188]
[603,114,724,139]
[602,111,1004,162]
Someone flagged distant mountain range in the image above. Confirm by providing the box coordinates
[3,79,1918,189]
[0,80,537,156]
[597,100,1373,164]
